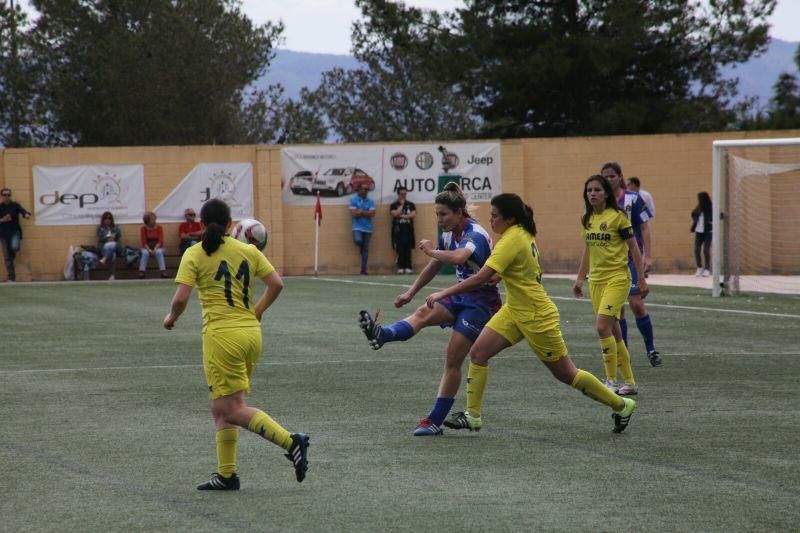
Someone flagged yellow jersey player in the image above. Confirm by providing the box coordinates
[573,175,649,397]
[163,198,309,490]
[426,193,636,434]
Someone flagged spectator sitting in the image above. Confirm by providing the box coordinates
[96,211,122,280]
[139,211,168,279]
[178,208,203,254]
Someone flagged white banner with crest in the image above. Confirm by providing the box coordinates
[153,163,253,222]
[33,164,146,225]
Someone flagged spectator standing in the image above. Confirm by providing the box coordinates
[349,184,376,275]
[627,177,656,217]
[390,186,416,274]
[691,192,712,277]
[0,188,32,282]
[179,208,204,254]
[96,211,122,280]
[139,211,168,279]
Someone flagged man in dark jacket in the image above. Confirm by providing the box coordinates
[0,188,32,282]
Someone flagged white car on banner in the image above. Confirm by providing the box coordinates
[289,167,376,197]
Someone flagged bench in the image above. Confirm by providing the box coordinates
[74,249,181,280]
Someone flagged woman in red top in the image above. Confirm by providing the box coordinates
[139,211,168,278]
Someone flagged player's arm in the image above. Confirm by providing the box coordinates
[418,239,472,265]
[572,243,590,298]
[163,283,193,329]
[626,235,649,298]
[395,258,443,307]
[254,270,284,322]
[364,204,376,218]
[639,220,652,271]
[425,265,496,308]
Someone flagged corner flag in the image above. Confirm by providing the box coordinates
[314,192,322,225]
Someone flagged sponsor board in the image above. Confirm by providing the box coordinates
[153,163,254,222]
[281,143,500,206]
[33,164,146,225]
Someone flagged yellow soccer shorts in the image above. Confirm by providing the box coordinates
[485,303,567,362]
[202,326,262,399]
[589,274,630,319]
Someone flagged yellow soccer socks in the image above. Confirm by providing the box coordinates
[571,369,625,411]
[616,340,636,385]
[466,362,489,417]
[247,410,292,450]
[599,336,618,382]
[216,428,238,478]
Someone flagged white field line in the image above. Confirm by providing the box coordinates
[309,277,800,319]
[2,351,799,375]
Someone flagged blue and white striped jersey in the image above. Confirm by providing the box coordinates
[438,219,499,305]
[617,190,652,253]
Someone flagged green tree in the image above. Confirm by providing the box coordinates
[0,0,64,146]
[313,0,479,142]
[27,0,283,146]
[238,85,327,145]
[344,0,775,139]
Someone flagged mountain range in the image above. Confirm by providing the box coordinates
[260,39,800,111]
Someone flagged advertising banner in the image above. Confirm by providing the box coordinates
[33,164,146,225]
[153,163,254,222]
[281,143,501,206]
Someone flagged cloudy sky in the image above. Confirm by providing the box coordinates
[242,0,800,55]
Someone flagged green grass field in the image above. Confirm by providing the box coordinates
[2,276,799,532]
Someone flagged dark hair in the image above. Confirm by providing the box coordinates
[142,211,156,225]
[601,161,625,188]
[435,182,469,218]
[491,193,536,236]
[200,198,231,256]
[0,187,10,195]
[628,177,641,188]
[601,161,622,176]
[100,211,115,225]
[581,175,624,229]
[396,186,408,194]
[697,191,711,211]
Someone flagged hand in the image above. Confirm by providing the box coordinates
[163,313,176,330]
[418,239,435,255]
[394,291,413,308]
[255,309,264,322]
[643,256,653,273]
[487,274,501,286]
[23,213,31,219]
[425,291,443,309]
[0,214,10,222]
[638,279,649,299]
[572,281,584,298]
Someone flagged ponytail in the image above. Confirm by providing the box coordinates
[202,223,226,256]
[435,182,471,218]
[199,198,231,256]
[490,193,537,236]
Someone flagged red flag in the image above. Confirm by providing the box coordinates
[314,192,322,225]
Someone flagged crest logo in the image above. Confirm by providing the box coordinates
[600,222,608,231]
[390,153,408,171]
[415,151,434,170]
[203,170,238,204]
[94,171,122,205]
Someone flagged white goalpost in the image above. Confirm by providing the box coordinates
[712,137,800,297]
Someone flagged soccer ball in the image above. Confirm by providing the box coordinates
[232,218,268,251]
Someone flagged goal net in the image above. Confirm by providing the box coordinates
[712,138,800,296]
